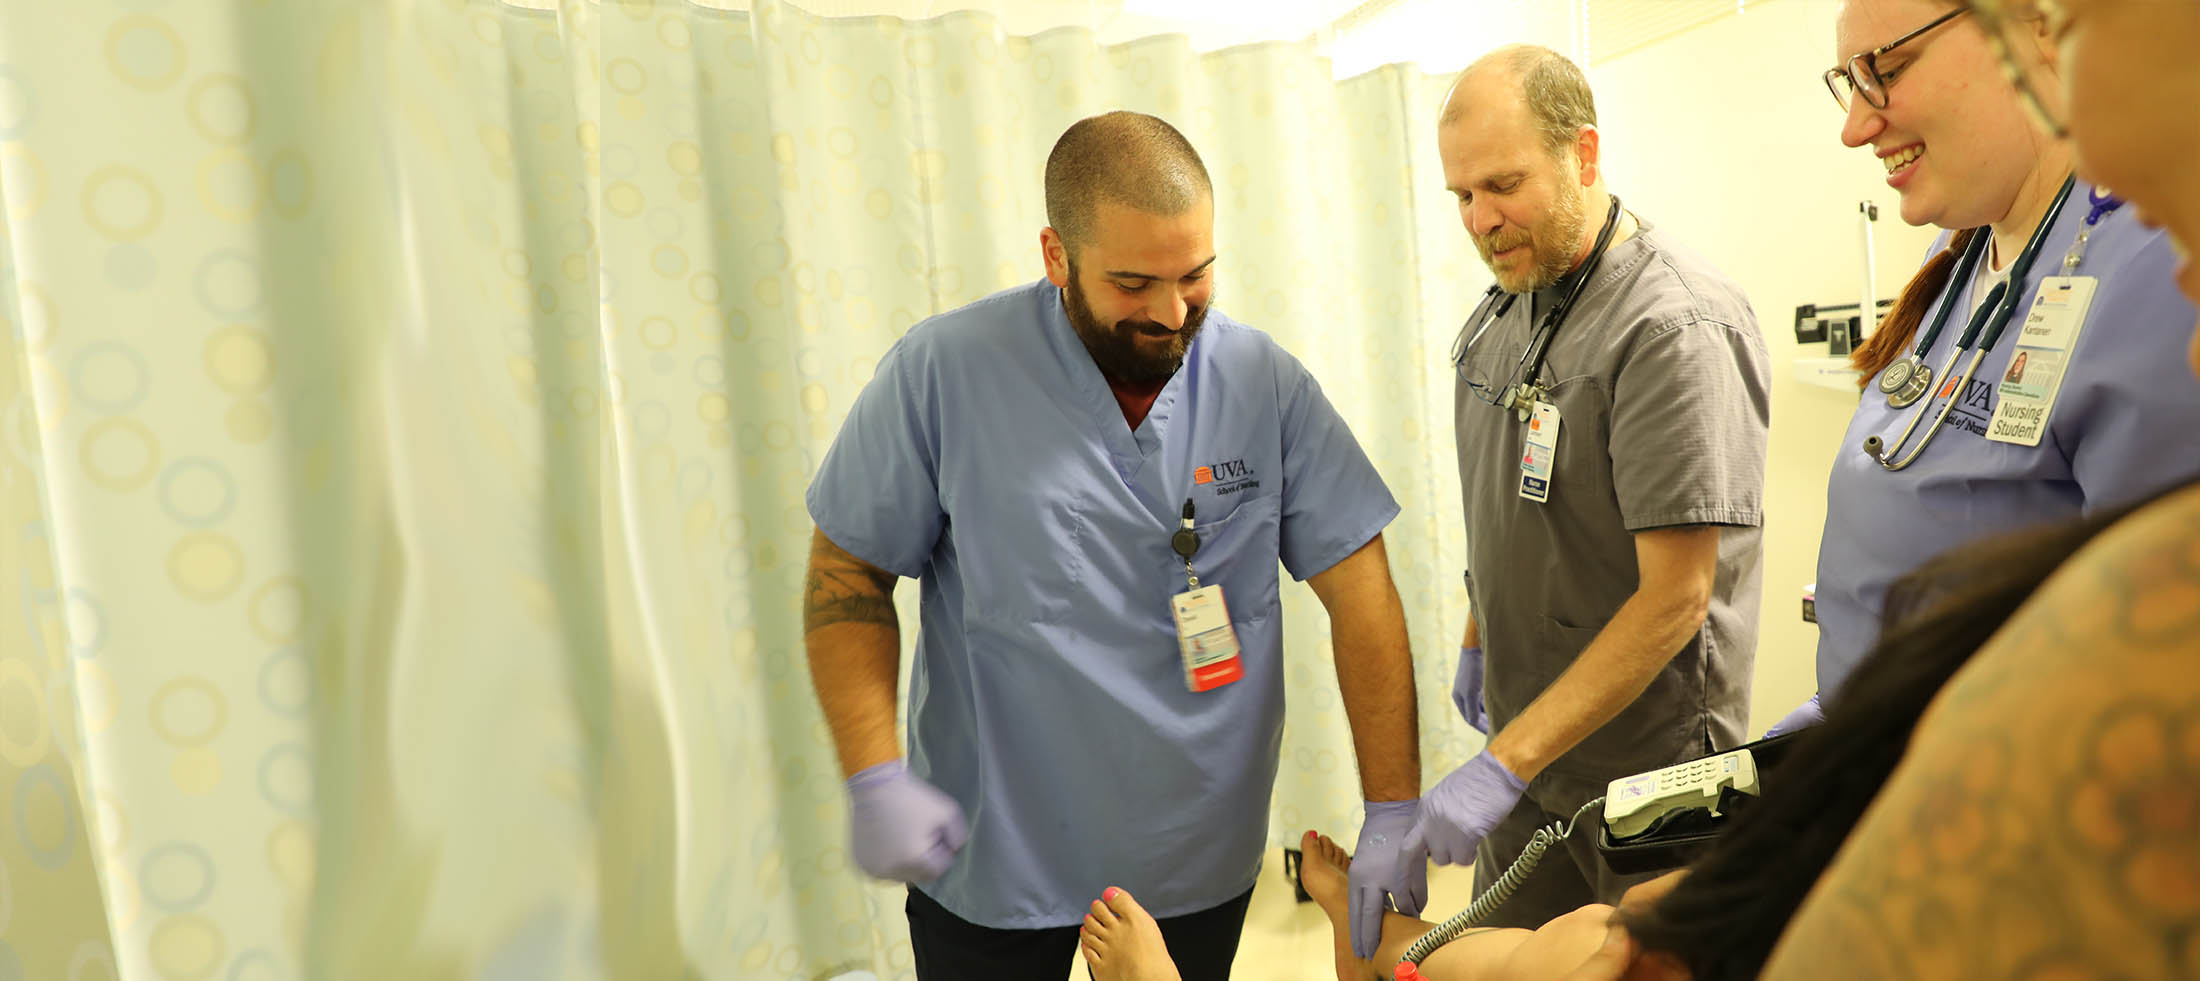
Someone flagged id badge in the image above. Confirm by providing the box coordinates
[1988,276,2097,447]
[1172,585,1244,692]
[1518,400,1561,503]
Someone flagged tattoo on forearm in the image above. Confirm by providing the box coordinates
[803,564,898,633]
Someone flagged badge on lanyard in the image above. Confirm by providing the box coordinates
[1519,400,1561,503]
[1170,499,1243,692]
[1988,276,2097,446]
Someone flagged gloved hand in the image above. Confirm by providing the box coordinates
[1348,798,1428,959]
[1408,749,1527,867]
[1451,644,1490,734]
[846,759,967,883]
[1764,693,1825,738]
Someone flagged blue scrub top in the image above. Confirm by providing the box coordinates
[1816,187,2200,696]
[807,279,1399,928]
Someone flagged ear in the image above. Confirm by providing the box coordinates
[1572,124,1602,188]
[1041,227,1071,287]
[2022,4,2062,72]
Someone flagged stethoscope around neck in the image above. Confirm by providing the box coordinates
[1861,175,2076,472]
[1453,196,1625,422]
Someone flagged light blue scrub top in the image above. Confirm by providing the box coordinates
[807,279,1399,929]
[1816,186,2200,696]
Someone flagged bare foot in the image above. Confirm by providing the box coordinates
[1301,831,1374,981]
[1080,887,1182,981]
[1299,830,1353,920]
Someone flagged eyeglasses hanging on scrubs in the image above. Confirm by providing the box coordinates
[1863,175,2076,471]
[1452,196,1624,422]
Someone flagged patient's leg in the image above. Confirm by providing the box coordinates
[1079,887,1181,981]
[1423,901,1616,980]
[1302,831,1622,981]
[1298,830,1537,981]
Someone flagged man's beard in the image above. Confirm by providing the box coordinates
[1476,177,1592,294]
[1063,271,1208,383]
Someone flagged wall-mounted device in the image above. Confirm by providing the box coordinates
[1793,299,1893,347]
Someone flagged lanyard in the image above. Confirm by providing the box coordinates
[2061,185,2123,272]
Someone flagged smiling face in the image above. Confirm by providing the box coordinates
[1437,85,1595,295]
[1043,196,1217,383]
[1833,0,2056,230]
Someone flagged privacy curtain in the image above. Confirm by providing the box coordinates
[0,1,1479,977]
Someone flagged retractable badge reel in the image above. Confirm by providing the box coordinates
[1170,498,1243,692]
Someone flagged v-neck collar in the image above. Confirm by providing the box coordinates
[1041,285,1190,483]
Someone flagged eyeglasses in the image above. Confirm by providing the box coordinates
[1452,288,1524,409]
[1823,7,1972,112]
[1970,0,2075,137]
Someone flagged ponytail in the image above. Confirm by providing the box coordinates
[1847,227,1981,388]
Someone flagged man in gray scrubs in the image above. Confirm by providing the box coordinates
[1405,44,1770,925]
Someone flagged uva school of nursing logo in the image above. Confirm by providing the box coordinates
[1193,458,1260,496]
[1934,375,1998,437]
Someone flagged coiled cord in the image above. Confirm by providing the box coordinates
[1396,796,1606,971]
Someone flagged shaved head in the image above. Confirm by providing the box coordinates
[1044,111,1213,253]
[1441,44,1597,157]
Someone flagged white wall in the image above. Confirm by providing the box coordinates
[1586,0,1941,730]
[1322,0,1578,79]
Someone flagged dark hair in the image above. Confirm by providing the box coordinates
[1043,111,1212,252]
[1849,227,1982,387]
[1621,499,2148,979]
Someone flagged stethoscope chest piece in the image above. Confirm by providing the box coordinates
[1880,356,1934,409]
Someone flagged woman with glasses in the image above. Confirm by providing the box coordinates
[1766,0,2200,736]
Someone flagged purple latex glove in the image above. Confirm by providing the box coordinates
[1764,693,1825,738]
[1451,644,1490,734]
[1348,798,1428,959]
[846,760,967,883]
[1408,749,1527,867]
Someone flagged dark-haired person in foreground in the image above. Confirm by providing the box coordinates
[803,110,1425,978]
[1078,1,2200,978]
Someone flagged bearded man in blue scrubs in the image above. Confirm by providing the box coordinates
[803,111,1425,977]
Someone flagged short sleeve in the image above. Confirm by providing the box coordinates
[1609,318,1770,531]
[804,341,946,578]
[1274,351,1400,580]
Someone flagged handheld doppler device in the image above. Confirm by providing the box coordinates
[1602,748,1759,839]
[1392,734,1795,980]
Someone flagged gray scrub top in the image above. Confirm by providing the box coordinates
[1453,216,1770,789]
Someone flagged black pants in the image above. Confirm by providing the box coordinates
[906,884,1255,980]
